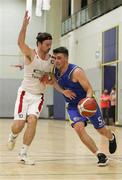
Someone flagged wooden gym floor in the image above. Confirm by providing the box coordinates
[0,119,122,180]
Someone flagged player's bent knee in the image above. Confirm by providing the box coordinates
[27,115,37,124]
[74,122,85,131]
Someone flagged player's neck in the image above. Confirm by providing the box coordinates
[37,49,49,60]
[60,63,68,75]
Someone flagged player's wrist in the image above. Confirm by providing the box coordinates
[62,89,66,94]
[86,96,93,98]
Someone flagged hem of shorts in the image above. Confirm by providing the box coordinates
[14,118,26,121]
[27,113,40,119]
[94,125,105,129]
[71,120,86,128]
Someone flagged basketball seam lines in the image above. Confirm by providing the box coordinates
[78,98,97,113]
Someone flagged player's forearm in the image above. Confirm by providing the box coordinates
[18,25,27,47]
[53,81,64,94]
[86,88,94,98]
[51,75,64,94]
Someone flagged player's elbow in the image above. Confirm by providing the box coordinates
[18,39,23,48]
[17,41,28,55]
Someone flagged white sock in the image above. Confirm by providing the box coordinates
[20,144,29,155]
[10,131,18,138]
[95,150,101,156]
[110,134,114,141]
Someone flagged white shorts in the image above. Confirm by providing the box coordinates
[14,87,44,120]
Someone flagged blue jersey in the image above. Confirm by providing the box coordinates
[54,63,86,107]
[54,63,105,129]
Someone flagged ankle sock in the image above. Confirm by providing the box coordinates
[95,150,101,156]
[110,134,114,141]
[11,131,18,138]
[20,144,29,155]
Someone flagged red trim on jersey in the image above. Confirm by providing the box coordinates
[18,91,25,113]
[38,94,44,112]
[34,49,38,58]
[34,49,37,55]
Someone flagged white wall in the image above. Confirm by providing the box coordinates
[0,0,52,118]
[61,7,122,68]
[118,21,122,125]
[0,0,45,79]
[61,7,122,124]
[45,0,62,49]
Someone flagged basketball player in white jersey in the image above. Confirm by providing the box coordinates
[7,11,76,165]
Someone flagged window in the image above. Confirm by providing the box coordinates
[103,27,118,63]
[68,0,71,16]
[81,0,88,8]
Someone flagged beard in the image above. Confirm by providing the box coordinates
[46,48,50,53]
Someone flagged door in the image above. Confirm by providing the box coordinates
[53,89,65,120]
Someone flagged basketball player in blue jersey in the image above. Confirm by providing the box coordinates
[52,46,117,167]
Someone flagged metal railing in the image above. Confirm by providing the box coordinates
[61,0,122,36]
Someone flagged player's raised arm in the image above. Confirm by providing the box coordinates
[18,11,33,60]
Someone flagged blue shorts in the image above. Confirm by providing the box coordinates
[67,105,105,129]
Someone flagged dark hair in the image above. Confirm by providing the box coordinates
[36,32,52,45]
[53,47,69,57]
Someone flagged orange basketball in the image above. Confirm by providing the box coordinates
[77,97,97,117]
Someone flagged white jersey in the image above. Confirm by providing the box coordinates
[21,50,52,95]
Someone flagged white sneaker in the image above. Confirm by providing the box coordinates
[18,153,35,165]
[7,134,17,151]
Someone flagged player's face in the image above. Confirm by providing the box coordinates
[38,39,52,53]
[53,53,67,70]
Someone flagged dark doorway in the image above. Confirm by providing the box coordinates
[103,65,116,93]
[53,90,65,120]
[103,63,117,124]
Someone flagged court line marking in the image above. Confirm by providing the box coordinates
[0,173,122,176]
[0,156,122,164]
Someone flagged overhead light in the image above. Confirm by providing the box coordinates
[42,0,51,10]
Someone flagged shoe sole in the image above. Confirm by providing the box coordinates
[7,142,15,151]
[18,159,35,165]
[97,159,109,167]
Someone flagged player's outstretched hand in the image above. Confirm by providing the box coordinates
[23,11,30,27]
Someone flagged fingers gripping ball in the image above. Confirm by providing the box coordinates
[77,98,97,117]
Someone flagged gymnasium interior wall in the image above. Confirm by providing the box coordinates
[118,21,122,125]
[0,0,52,118]
[60,6,122,124]
[1,1,122,124]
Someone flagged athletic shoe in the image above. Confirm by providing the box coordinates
[109,133,117,154]
[18,153,35,165]
[97,153,109,167]
[7,133,17,151]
